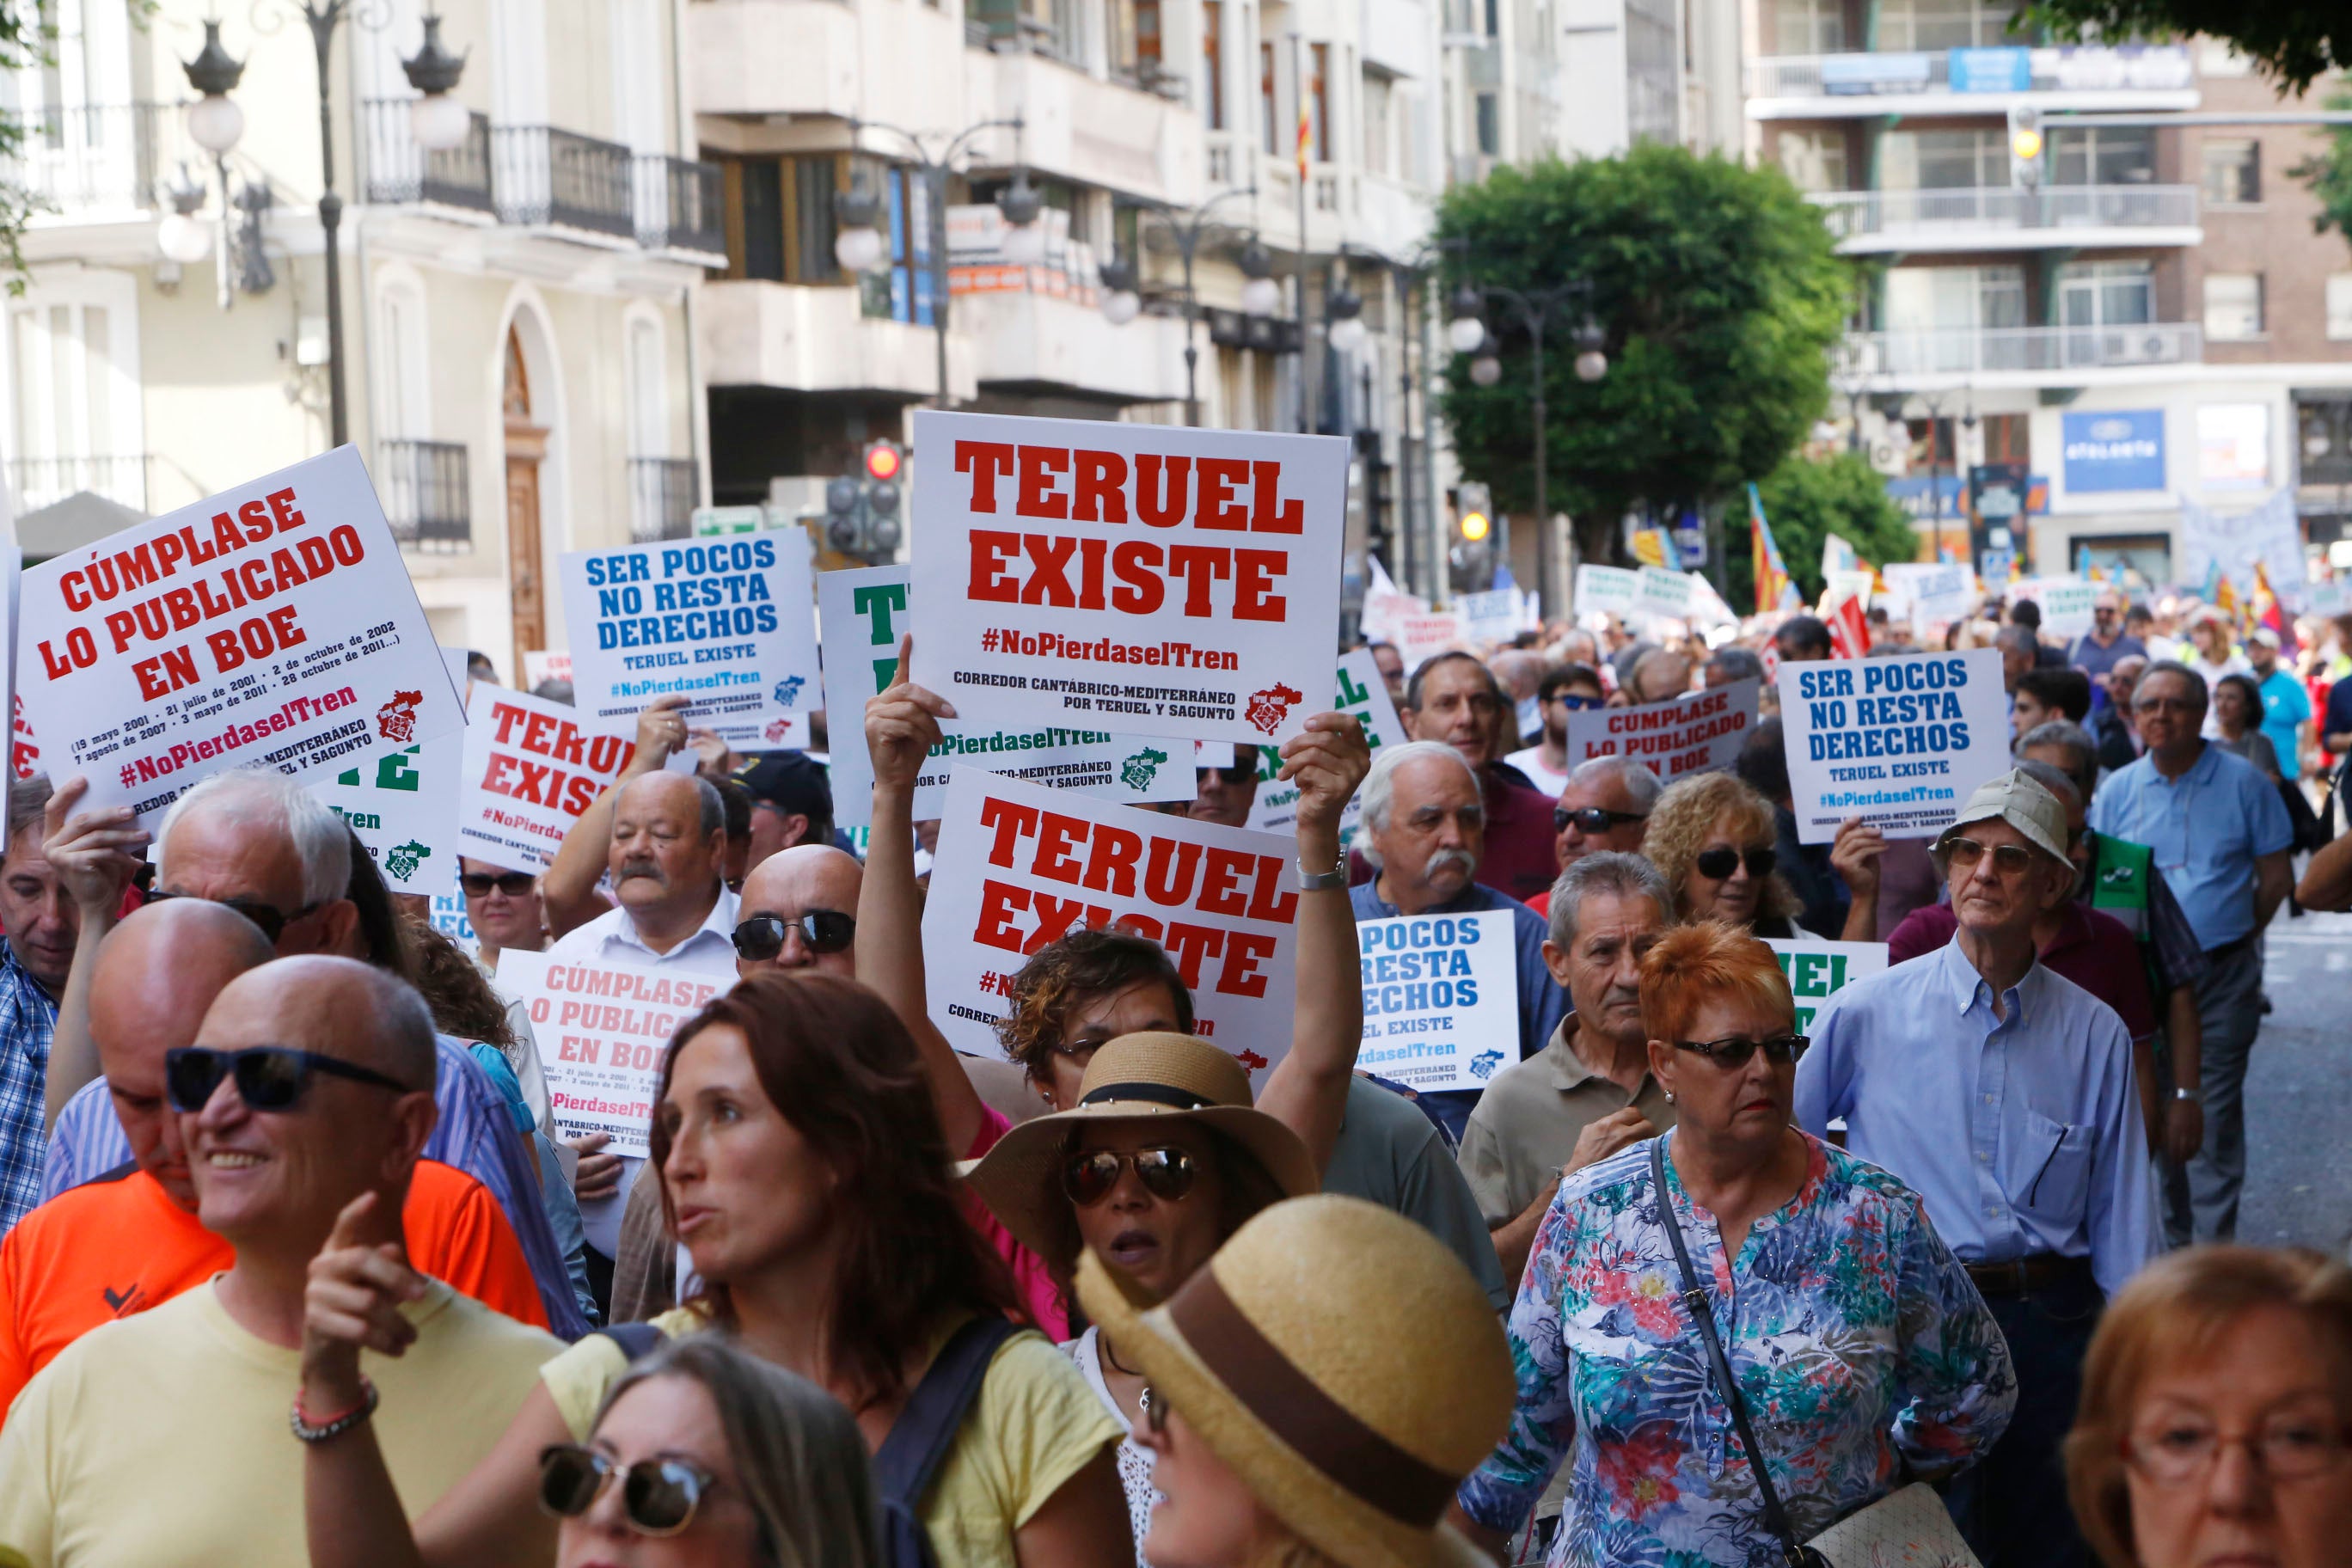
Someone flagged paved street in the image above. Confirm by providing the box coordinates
[2239,907,2352,1252]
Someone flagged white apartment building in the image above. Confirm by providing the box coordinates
[2,0,720,678]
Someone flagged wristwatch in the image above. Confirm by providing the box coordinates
[1296,858,1348,892]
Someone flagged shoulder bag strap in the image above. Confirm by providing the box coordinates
[1651,1137,1816,1568]
[872,1316,1025,1511]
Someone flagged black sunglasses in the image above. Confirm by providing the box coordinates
[1197,766,1257,786]
[730,910,855,961]
[1546,692,1605,710]
[164,1045,414,1113]
[1063,1147,1198,1207]
[459,871,537,897]
[1554,805,1648,836]
[1693,846,1775,881]
[141,889,320,946]
[538,1445,716,1536]
[1673,1034,1810,1069]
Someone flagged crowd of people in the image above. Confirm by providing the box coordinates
[0,582,2346,1568]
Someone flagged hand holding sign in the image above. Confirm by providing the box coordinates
[866,635,961,798]
[1827,816,1888,905]
[1277,711,1370,848]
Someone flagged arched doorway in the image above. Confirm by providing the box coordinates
[503,327,548,681]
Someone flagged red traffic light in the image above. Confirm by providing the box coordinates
[864,441,903,483]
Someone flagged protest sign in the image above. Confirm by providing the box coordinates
[1246,647,1408,850]
[1564,678,1758,783]
[816,563,1191,830]
[560,533,819,749]
[498,950,726,1158]
[1634,566,1696,621]
[1883,562,1973,627]
[17,447,462,821]
[430,884,478,955]
[521,650,573,689]
[922,766,1299,1087]
[1764,938,1890,1032]
[1390,609,1463,671]
[1359,556,1425,646]
[1353,910,1522,1093]
[2012,575,2098,637]
[456,682,640,872]
[1777,649,2008,845]
[1574,565,1638,620]
[1458,588,1522,645]
[906,409,1349,747]
[315,733,463,893]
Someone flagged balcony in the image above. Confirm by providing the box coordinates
[977,50,1204,207]
[690,0,965,129]
[364,101,496,215]
[377,439,472,552]
[1811,185,2200,254]
[1746,43,2197,119]
[4,103,170,218]
[8,454,150,515]
[1842,322,2202,389]
[699,279,974,399]
[629,457,698,543]
[634,156,725,260]
[492,126,635,238]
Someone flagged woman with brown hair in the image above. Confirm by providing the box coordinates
[1638,773,1807,936]
[2065,1246,2352,1568]
[297,971,1130,1568]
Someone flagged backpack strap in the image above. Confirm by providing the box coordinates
[596,1322,669,1363]
[872,1316,1024,1515]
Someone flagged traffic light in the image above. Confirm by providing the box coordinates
[823,475,865,554]
[1457,482,1491,543]
[2007,106,2043,188]
[863,440,903,554]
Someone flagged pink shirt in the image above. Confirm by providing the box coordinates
[963,1104,1069,1341]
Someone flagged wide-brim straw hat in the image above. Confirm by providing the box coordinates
[960,1032,1319,1267]
[1077,1194,1514,1568]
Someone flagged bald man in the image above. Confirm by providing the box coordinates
[730,844,861,980]
[0,907,544,1417]
[0,959,560,1565]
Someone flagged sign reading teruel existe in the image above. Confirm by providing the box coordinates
[922,766,1299,1087]
[456,683,640,873]
[907,410,1349,748]
[18,446,461,821]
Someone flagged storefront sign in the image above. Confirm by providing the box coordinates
[2061,409,2166,493]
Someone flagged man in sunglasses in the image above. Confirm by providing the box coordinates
[1798,770,2159,1568]
[1186,743,1261,829]
[1504,665,1608,800]
[0,956,562,1565]
[1525,757,1658,919]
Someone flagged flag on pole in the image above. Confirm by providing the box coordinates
[2213,572,2240,626]
[1749,484,1800,616]
[1825,590,1871,658]
[1296,99,1312,176]
[2252,561,2297,650]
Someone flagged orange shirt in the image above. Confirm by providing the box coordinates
[0,1159,548,1421]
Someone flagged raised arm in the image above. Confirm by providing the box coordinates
[1253,713,1371,1175]
[856,636,987,1155]
[40,775,149,1124]
[540,697,687,939]
[1828,816,1884,943]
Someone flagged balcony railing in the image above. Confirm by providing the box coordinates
[1844,322,2202,379]
[4,102,165,214]
[1748,43,2194,101]
[363,100,495,213]
[492,126,634,236]
[634,156,725,259]
[7,454,150,515]
[1812,184,2199,241]
[377,439,472,551]
[629,458,697,544]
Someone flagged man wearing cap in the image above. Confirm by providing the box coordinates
[2245,627,2311,781]
[732,750,836,867]
[1796,769,2159,1568]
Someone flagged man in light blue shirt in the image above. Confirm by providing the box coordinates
[2087,660,2292,1246]
[1797,769,2158,1568]
[2245,628,2311,781]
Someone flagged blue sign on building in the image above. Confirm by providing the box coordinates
[1948,47,2031,92]
[2061,409,2166,493]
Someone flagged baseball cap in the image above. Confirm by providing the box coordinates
[732,751,832,822]
[1932,769,2069,867]
[2248,626,2282,649]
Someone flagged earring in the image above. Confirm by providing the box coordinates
[1664,1091,1676,1105]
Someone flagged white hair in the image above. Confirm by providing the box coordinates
[160,768,352,909]
[1359,741,1484,870]
[1566,755,1663,812]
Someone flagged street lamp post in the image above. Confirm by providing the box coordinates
[1096,186,1264,427]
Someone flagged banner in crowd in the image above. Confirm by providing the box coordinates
[1358,556,1426,646]
[2180,488,2307,613]
[316,737,463,893]
[1563,677,1758,782]
[1882,562,1974,628]
[1353,909,1520,1093]
[1246,647,1408,850]
[1574,565,1638,621]
[560,534,820,749]
[18,447,462,821]
[522,650,573,689]
[1389,608,1464,671]
[922,766,1298,1087]
[2012,575,2098,637]
[815,563,1191,830]
[1776,649,2007,844]
[1457,587,1523,645]
[907,410,1350,747]
[456,682,642,872]
[499,950,726,1159]
[1764,938,1890,1032]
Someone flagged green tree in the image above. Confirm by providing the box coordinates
[2022,0,2345,93]
[0,8,48,287]
[1723,450,1920,609]
[2289,90,2352,251]
[1435,145,1852,570]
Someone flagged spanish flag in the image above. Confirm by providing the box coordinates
[1749,484,1800,616]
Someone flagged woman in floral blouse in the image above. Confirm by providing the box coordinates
[1452,921,2017,1567]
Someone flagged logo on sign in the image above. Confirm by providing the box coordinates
[1121,747,1169,791]
[1246,683,1304,736]
[377,690,421,743]
[386,839,432,881]
[773,674,805,707]
[1470,1049,1504,1081]
[763,716,795,744]
[1234,1048,1269,1071]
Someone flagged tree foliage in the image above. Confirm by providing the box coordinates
[1723,450,1921,609]
[0,6,50,289]
[1434,145,1852,568]
[2289,91,2352,254]
[2022,0,2346,93]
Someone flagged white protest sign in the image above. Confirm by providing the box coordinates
[456,682,640,872]
[1392,609,1463,671]
[1883,562,1973,626]
[1777,649,2008,845]
[1574,566,1639,620]
[1353,909,1521,1093]
[560,533,819,749]
[522,649,573,689]
[499,950,727,1159]
[1564,678,1759,784]
[1634,567,1696,621]
[0,544,17,853]
[922,766,1299,1088]
[18,446,462,821]
[1359,557,1426,646]
[1458,588,1522,645]
[1246,647,1409,851]
[315,733,463,893]
[2012,575,2098,638]
[1764,938,1890,1032]
[431,884,479,956]
[907,409,1349,747]
[816,563,1191,830]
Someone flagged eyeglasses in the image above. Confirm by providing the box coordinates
[459,871,537,897]
[2124,1416,2349,1484]
[163,1045,414,1113]
[140,889,321,946]
[1196,766,1257,786]
[1673,1034,1810,1069]
[1945,837,2037,878]
[730,911,855,961]
[2134,695,2200,716]
[538,1445,718,1535]
[1062,1146,1199,1207]
[1555,805,1648,836]
[1546,692,1605,711]
[1693,847,1775,881]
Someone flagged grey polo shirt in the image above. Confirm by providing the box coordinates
[1457,1017,1677,1229]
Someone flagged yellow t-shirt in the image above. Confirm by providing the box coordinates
[0,1278,560,1568]
[540,1308,1119,1568]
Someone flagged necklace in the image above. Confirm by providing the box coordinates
[1100,1334,1145,1379]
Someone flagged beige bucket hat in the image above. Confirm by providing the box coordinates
[1931,767,2070,867]
[1077,1193,1516,1568]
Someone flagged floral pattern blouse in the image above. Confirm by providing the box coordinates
[1456,1130,2016,1568]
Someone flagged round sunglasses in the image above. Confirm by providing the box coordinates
[538,1444,717,1535]
[730,910,855,961]
[1062,1146,1198,1207]
[1693,846,1775,881]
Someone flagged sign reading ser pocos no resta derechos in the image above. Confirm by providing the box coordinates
[1776,649,2008,845]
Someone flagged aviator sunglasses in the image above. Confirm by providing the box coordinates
[1062,1146,1199,1207]
[537,1445,719,1536]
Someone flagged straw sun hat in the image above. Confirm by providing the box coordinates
[1077,1193,1516,1568]
[960,1032,1319,1266]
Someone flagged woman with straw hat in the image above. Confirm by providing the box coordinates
[1079,1192,1517,1568]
